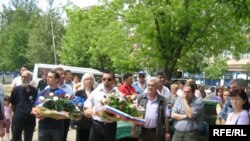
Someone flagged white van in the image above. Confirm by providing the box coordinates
[32,63,103,86]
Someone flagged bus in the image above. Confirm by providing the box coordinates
[32,63,103,86]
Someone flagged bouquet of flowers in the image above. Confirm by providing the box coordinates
[32,89,85,120]
[96,93,145,124]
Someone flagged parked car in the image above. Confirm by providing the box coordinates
[116,99,218,140]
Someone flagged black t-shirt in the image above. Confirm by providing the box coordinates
[10,85,38,125]
[37,80,47,91]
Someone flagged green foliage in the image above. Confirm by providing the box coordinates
[1,0,249,78]
[243,62,250,75]
[60,0,249,79]
[203,57,228,79]
[26,11,65,65]
[0,0,65,70]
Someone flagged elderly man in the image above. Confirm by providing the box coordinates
[10,70,37,141]
[171,83,204,141]
[11,65,37,89]
[135,77,171,141]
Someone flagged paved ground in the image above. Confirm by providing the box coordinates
[1,120,76,141]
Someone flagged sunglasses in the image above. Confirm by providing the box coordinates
[103,78,112,81]
[139,75,145,78]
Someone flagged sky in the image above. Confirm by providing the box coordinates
[0,0,99,11]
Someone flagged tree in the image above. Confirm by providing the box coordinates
[26,11,65,65]
[0,0,39,70]
[243,62,250,85]
[203,57,228,79]
[0,0,65,70]
[60,0,250,78]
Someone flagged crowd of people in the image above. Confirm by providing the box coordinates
[0,65,250,141]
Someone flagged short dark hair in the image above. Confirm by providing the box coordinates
[64,70,72,74]
[230,89,250,111]
[21,64,28,70]
[184,82,196,93]
[49,70,60,79]
[4,95,10,102]
[123,73,132,81]
[229,79,246,89]
[156,71,165,76]
[102,70,115,79]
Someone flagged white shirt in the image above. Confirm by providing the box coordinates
[143,96,170,128]
[176,89,183,97]
[84,84,122,122]
[194,89,202,99]
[157,86,171,103]
[11,76,37,88]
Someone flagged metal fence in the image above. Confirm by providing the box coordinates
[0,71,18,84]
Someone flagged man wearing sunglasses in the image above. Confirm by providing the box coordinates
[133,71,147,94]
[84,70,121,141]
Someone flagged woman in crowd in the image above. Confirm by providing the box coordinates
[74,73,96,141]
[215,89,229,125]
[225,89,250,125]
[198,85,206,99]
[170,83,179,108]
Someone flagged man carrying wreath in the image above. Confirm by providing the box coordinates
[34,70,66,141]
[84,70,121,141]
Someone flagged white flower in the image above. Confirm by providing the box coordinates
[53,96,59,101]
[49,92,54,97]
[119,97,125,103]
[131,94,137,100]
[65,94,71,99]
[38,96,45,102]
[129,104,136,109]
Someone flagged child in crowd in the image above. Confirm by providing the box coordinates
[3,96,11,141]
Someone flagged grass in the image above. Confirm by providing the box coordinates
[3,84,12,96]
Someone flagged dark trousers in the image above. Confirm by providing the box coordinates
[140,128,158,141]
[63,119,71,141]
[12,123,35,141]
[76,127,90,141]
[89,120,117,141]
[38,128,64,141]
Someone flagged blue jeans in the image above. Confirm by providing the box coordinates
[38,128,64,141]
[89,120,117,141]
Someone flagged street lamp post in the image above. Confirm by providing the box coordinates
[50,9,57,65]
